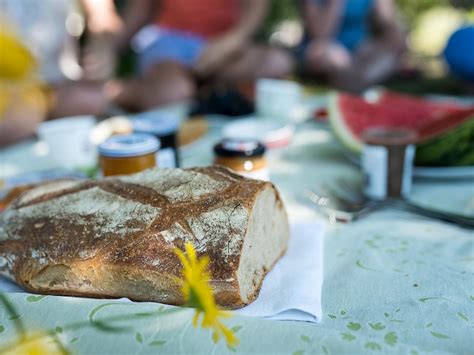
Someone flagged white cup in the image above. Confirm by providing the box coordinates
[37,116,97,169]
[256,79,302,121]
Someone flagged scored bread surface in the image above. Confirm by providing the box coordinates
[0,166,289,308]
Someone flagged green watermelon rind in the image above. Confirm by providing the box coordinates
[415,116,474,167]
[327,92,364,153]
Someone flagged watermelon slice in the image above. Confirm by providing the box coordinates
[328,90,474,166]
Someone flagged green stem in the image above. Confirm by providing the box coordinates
[0,306,182,353]
[0,293,25,337]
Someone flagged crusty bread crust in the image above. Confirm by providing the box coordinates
[0,166,289,308]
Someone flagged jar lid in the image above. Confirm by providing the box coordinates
[98,133,160,158]
[214,139,266,158]
[132,112,179,136]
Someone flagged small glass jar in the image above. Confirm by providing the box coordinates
[98,133,160,176]
[133,113,180,168]
[214,139,269,180]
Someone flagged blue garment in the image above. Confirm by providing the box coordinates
[136,27,206,73]
[299,0,374,53]
[444,26,474,82]
[335,0,373,51]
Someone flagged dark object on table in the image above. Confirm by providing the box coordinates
[191,86,254,117]
[133,113,181,168]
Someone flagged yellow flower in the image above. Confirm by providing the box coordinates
[1,332,68,355]
[0,27,42,120]
[174,242,239,346]
[0,31,37,81]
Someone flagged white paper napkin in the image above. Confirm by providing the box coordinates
[236,222,325,322]
[0,222,325,323]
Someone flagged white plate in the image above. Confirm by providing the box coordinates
[222,117,294,149]
[343,149,474,179]
[413,166,474,179]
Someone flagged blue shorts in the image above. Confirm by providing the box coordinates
[132,26,206,74]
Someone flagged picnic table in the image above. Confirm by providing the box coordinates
[1,115,473,354]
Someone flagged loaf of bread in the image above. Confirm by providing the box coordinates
[0,167,289,308]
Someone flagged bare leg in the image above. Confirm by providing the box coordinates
[303,37,403,92]
[49,81,110,118]
[111,61,196,112]
[331,39,401,92]
[0,99,47,146]
[304,41,352,77]
[215,45,294,84]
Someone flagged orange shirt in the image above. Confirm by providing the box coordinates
[155,0,240,39]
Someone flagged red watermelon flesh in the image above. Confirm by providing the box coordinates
[329,90,474,152]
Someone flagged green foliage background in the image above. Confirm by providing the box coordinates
[263,0,474,32]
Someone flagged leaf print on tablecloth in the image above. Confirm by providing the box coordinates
[55,326,63,333]
[430,331,450,339]
[300,335,311,343]
[327,314,337,319]
[364,342,381,351]
[425,322,433,328]
[384,332,398,346]
[369,322,385,331]
[458,312,468,322]
[365,240,378,249]
[347,322,361,331]
[231,325,242,333]
[341,333,356,341]
[355,260,379,272]
[292,350,304,355]
[135,332,143,343]
[88,303,132,333]
[26,295,47,302]
[0,324,4,333]
[149,340,166,347]
[419,297,452,303]
[470,295,474,301]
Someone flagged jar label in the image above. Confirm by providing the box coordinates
[238,167,270,181]
[362,144,415,200]
[362,145,388,200]
[402,145,415,197]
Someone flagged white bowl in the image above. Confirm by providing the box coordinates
[37,116,97,169]
[222,117,294,149]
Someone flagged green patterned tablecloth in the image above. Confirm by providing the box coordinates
[1,117,473,354]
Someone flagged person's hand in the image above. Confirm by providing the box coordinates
[82,33,118,81]
[193,33,245,78]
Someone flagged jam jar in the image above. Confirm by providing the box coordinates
[214,139,269,180]
[98,133,160,176]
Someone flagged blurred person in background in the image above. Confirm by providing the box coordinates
[1,0,293,146]
[298,0,406,92]
[91,0,294,111]
[0,0,123,146]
